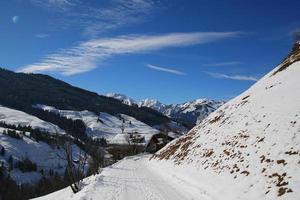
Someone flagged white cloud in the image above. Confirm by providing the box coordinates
[146,64,186,75]
[34,34,49,38]
[19,32,240,75]
[202,61,241,67]
[30,0,74,11]
[205,71,258,81]
[30,0,158,37]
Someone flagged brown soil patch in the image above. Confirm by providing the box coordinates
[273,42,300,76]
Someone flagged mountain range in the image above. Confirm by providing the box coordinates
[107,93,224,127]
[0,68,170,127]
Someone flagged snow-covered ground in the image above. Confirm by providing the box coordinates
[0,129,82,183]
[0,105,65,134]
[34,154,214,200]
[33,105,160,144]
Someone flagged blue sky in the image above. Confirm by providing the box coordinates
[1,0,300,104]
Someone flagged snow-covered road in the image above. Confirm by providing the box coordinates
[35,154,210,200]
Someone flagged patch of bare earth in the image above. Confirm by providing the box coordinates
[152,130,196,161]
[209,110,225,124]
[272,42,300,76]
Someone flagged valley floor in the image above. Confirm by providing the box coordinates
[35,154,210,200]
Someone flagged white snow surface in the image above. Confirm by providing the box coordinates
[33,105,159,144]
[34,154,217,200]
[154,58,300,199]
[0,105,65,134]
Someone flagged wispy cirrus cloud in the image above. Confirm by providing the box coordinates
[34,34,49,38]
[30,0,158,37]
[146,64,186,75]
[19,31,240,75]
[30,0,74,11]
[205,71,258,81]
[202,61,241,67]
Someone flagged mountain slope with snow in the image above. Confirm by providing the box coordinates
[0,128,81,184]
[107,94,224,126]
[154,42,300,199]
[34,105,160,144]
[0,105,65,134]
[0,68,170,127]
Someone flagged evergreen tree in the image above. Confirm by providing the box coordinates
[8,155,13,171]
[0,147,5,156]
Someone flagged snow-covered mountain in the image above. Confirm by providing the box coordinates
[107,93,224,125]
[33,104,160,145]
[106,93,137,106]
[159,99,224,124]
[138,99,168,113]
[33,42,300,200]
[154,41,300,199]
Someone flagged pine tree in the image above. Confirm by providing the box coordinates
[8,155,13,171]
[0,147,5,156]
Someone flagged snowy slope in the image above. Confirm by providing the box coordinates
[0,128,81,183]
[34,105,159,144]
[153,42,300,199]
[0,105,65,134]
[107,93,224,125]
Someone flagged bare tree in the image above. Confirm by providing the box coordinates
[120,120,125,134]
[86,140,105,175]
[58,141,88,193]
[126,133,144,155]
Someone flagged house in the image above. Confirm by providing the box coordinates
[145,133,175,153]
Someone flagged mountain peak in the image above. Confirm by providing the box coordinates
[106,93,137,106]
[107,93,224,126]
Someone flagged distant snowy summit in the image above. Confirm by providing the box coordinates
[107,93,224,126]
[106,93,137,106]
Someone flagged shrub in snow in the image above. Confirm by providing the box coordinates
[15,157,37,172]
